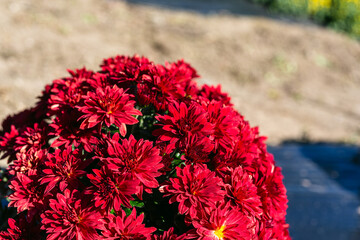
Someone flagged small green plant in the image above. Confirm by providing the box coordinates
[254,0,360,39]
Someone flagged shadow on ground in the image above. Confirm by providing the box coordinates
[269,142,360,240]
[122,0,272,16]
[282,140,360,196]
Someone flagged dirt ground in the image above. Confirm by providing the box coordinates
[0,0,360,145]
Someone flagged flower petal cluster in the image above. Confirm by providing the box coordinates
[8,171,46,215]
[0,125,19,162]
[86,166,138,211]
[102,208,156,239]
[78,85,142,136]
[41,189,102,240]
[224,166,262,218]
[104,133,163,190]
[193,203,252,240]
[154,101,213,149]
[160,164,225,219]
[0,215,41,240]
[40,147,86,194]
[0,55,290,239]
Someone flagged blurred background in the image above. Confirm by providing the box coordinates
[0,0,359,239]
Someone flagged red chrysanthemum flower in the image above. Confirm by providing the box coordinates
[198,84,232,107]
[85,72,112,90]
[104,134,163,190]
[137,64,186,110]
[86,166,139,212]
[192,203,252,240]
[155,140,176,173]
[180,134,213,164]
[153,101,213,148]
[0,125,19,162]
[48,68,94,112]
[160,164,225,219]
[8,171,47,215]
[8,148,46,175]
[41,189,102,240]
[15,122,48,153]
[259,166,288,221]
[101,54,152,83]
[165,60,199,98]
[49,110,100,152]
[203,100,239,152]
[223,166,262,218]
[78,85,142,136]
[270,220,291,240]
[0,218,24,240]
[258,219,290,240]
[102,208,156,239]
[40,147,87,194]
[0,216,42,240]
[212,119,262,176]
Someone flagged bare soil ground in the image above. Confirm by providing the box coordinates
[1,0,360,145]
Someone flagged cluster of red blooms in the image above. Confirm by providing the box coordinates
[0,55,290,239]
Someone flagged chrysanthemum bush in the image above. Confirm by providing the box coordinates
[0,55,290,239]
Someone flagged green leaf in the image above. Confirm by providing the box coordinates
[171,158,183,167]
[130,200,144,208]
[123,207,132,216]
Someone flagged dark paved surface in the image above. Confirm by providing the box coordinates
[269,144,360,240]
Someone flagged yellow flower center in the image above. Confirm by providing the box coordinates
[214,225,226,239]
